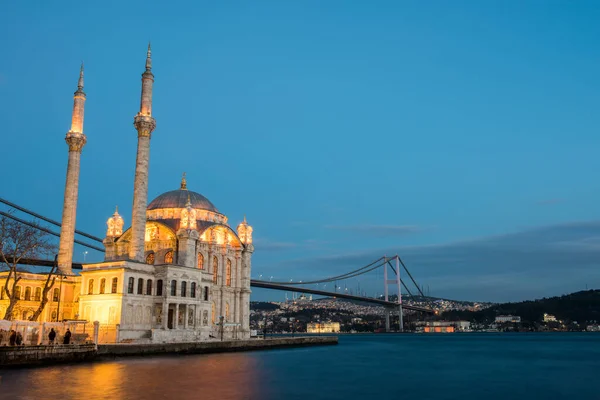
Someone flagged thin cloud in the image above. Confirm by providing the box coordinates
[253,238,297,251]
[325,224,424,237]
[264,220,600,302]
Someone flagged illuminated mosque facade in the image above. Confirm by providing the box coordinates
[0,45,254,342]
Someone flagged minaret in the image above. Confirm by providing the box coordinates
[57,64,87,275]
[129,43,157,262]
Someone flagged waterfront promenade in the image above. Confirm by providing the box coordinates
[0,336,337,368]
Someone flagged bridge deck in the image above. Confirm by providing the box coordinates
[251,280,434,313]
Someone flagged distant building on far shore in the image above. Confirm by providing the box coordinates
[417,321,459,333]
[307,322,340,333]
[543,313,557,322]
[495,315,521,323]
[423,325,455,333]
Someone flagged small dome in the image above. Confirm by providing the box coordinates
[148,189,218,212]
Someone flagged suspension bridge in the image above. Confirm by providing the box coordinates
[0,196,436,331]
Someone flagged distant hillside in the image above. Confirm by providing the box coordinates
[250,301,280,311]
[441,290,600,323]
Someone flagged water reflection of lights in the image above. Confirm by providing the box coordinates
[1,353,262,400]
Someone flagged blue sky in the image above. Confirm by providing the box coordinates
[1,1,599,302]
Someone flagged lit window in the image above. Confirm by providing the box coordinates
[88,279,94,295]
[24,287,31,301]
[226,259,232,286]
[100,278,106,294]
[165,251,173,264]
[212,256,218,284]
[15,286,21,300]
[197,253,204,270]
[53,288,59,302]
[34,287,41,301]
[146,253,155,265]
[111,278,118,294]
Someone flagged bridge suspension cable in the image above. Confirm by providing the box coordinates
[0,196,104,243]
[0,210,106,253]
[264,256,387,285]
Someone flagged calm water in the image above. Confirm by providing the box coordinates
[1,333,599,400]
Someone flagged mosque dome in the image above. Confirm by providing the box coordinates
[147,174,218,213]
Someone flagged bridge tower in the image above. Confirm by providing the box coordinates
[57,64,87,275]
[383,255,404,332]
[129,43,157,262]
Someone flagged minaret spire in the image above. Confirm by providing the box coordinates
[77,63,84,91]
[129,44,157,262]
[145,42,152,71]
[57,65,88,274]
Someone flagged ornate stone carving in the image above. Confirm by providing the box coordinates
[106,206,124,237]
[180,194,197,230]
[133,114,156,138]
[237,216,253,245]
[65,132,87,152]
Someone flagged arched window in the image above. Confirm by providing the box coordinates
[156,280,163,296]
[225,302,230,322]
[146,253,155,265]
[212,256,218,284]
[211,302,216,324]
[191,282,196,298]
[88,279,94,295]
[111,278,118,293]
[34,287,41,301]
[197,253,204,270]
[165,251,173,264]
[15,286,21,300]
[137,278,144,295]
[171,280,177,296]
[181,281,187,297]
[100,278,106,294]
[204,286,209,301]
[127,277,134,294]
[146,279,152,295]
[51,310,57,321]
[53,288,59,302]
[226,259,232,286]
[24,287,31,301]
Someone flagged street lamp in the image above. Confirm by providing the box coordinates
[83,251,88,262]
[269,276,273,282]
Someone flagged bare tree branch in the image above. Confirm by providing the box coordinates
[0,210,57,320]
